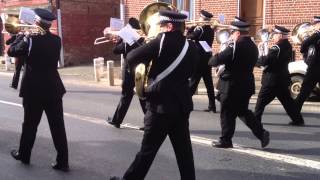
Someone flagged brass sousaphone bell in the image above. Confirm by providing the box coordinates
[134,2,174,99]
[291,22,316,45]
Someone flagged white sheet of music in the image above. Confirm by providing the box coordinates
[199,41,212,53]
[19,7,36,25]
[118,24,141,46]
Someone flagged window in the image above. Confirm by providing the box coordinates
[158,0,194,20]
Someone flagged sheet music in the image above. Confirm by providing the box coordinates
[118,24,141,46]
[19,7,36,25]
[110,18,124,31]
[199,41,212,53]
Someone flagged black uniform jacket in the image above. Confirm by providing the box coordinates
[300,30,320,70]
[126,31,198,114]
[187,25,214,68]
[7,32,66,98]
[113,37,144,72]
[208,36,257,96]
[257,39,292,87]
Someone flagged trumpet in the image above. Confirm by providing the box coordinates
[4,16,46,35]
[186,19,230,29]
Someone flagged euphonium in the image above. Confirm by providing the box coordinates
[134,2,174,99]
[257,28,271,56]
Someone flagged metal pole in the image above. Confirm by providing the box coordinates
[56,0,65,67]
[120,0,125,79]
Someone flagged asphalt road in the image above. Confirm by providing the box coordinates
[0,74,319,180]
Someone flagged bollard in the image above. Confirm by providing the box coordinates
[5,54,12,71]
[107,60,114,86]
[93,57,104,82]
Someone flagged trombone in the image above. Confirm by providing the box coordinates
[94,27,120,45]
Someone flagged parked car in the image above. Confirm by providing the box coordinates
[288,60,320,100]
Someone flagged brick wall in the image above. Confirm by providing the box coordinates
[264,0,320,60]
[60,0,120,65]
[0,0,120,66]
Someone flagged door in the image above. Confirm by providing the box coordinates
[240,0,264,38]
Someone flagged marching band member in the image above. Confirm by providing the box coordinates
[255,25,305,126]
[295,16,320,112]
[187,10,216,113]
[208,17,269,149]
[110,10,198,180]
[106,17,146,129]
[7,8,69,171]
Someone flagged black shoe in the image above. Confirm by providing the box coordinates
[139,126,145,131]
[288,121,305,126]
[51,162,69,172]
[106,117,121,128]
[211,141,233,148]
[10,149,30,164]
[261,130,270,148]
[204,107,217,113]
[110,176,124,180]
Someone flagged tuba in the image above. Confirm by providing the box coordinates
[134,2,174,99]
[291,22,316,45]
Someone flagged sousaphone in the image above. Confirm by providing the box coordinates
[134,2,174,99]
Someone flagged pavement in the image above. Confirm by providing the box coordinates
[1,56,320,112]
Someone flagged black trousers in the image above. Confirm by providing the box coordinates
[10,61,23,89]
[255,84,304,123]
[190,65,216,109]
[295,70,320,111]
[19,97,68,164]
[219,92,264,143]
[123,111,195,180]
[111,68,146,124]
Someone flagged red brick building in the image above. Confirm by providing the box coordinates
[1,0,119,66]
[123,0,320,59]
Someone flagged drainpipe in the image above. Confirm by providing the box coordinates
[56,0,64,67]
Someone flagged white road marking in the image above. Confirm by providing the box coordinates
[1,99,320,170]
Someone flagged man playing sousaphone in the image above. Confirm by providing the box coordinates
[110,10,198,180]
[295,16,320,111]
[105,17,147,129]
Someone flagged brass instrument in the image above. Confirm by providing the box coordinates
[135,2,173,99]
[94,27,119,45]
[257,28,271,56]
[4,16,46,35]
[186,19,230,29]
[291,22,316,45]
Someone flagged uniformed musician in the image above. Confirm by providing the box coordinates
[208,17,269,149]
[106,17,146,129]
[110,10,197,180]
[295,16,320,112]
[255,25,305,126]
[187,10,216,113]
[7,8,69,172]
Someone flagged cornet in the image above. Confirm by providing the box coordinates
[4,16,46,35]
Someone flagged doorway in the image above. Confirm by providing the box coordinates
[240,0,264,38]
